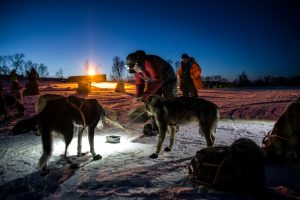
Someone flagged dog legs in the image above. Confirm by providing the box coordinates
[88,126,102,160]
[164,125,176,152]
[199,122,215,147]
[38,125,52,175]
[63,125,77,167]
[150,123,167,159]
[77,127,85,156]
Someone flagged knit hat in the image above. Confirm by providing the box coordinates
[181,53,189,59]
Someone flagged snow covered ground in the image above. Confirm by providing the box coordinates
[0,81,300,199]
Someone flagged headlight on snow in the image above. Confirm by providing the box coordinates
[52,134,141,157]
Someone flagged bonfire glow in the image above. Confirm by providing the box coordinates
[87,67,96,76]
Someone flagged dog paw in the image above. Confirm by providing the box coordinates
[149,153,158,159]
[93,154,102,160]
[164,147,171,152]
[77,152,89,157]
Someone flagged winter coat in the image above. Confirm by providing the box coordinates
[134,55,177,97]
[177,61,203,90]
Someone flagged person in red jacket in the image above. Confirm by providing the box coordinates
[177,53,203,97]
[126,50,177,99]
[126,50,177,135]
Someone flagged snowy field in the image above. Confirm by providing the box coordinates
[0,81,300,199]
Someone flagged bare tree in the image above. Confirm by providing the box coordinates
[10,53,25,75]
[111,56,125,81]
[235,71,250,87]
[0,56,11,75]
[38,63,49,77]
[167,59,173,65]
[55,68,64,78]
[24,60,36,74]
[175,61,180,72]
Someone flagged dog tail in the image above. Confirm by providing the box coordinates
[96,101,106,130]
[216,107,220,122]
[12,114,39,134]
[38,123,53,171]
[98,102,106,121]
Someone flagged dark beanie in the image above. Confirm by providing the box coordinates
[135,50,146,56]
[181,53,189,59]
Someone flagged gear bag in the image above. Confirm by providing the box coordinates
[188,138,266,193]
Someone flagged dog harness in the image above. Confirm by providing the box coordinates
[66,97,86,127]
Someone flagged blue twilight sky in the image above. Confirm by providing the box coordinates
[0,0,299,80]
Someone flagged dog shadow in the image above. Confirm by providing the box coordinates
[0,154,94,199]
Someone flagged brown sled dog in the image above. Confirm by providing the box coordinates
[142,95,219,159]
[12,95,105,174]
[263,96,300,162]
[35,93,63,113]
[12,94,66,134]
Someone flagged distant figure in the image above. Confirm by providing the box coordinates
[0,82,9,121]
[9,69,23,103]
[126,50,177,135]
[177,53,203,97]
[27,67,39,83]
[23,67,40,95]
[9,70,19,93]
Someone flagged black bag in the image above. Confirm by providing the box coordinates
[143,123,158,136]
[188,138,266,193]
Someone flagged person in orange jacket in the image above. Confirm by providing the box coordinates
[177,53,203,97]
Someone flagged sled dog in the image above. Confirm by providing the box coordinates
[13,95,105,174]
[142,95,219,158]
[35,93,63,113]
[263,96,300,162]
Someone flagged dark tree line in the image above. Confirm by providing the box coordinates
[232,72,300,87]
[110,57,300,88]
[0,53,50,78]
[204,72,300,88]
[202,75,234,88]
[252,75,300,87]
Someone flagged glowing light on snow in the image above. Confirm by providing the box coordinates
[52,133,143,157]
[91,82,135,90]
[91,82,117,89]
